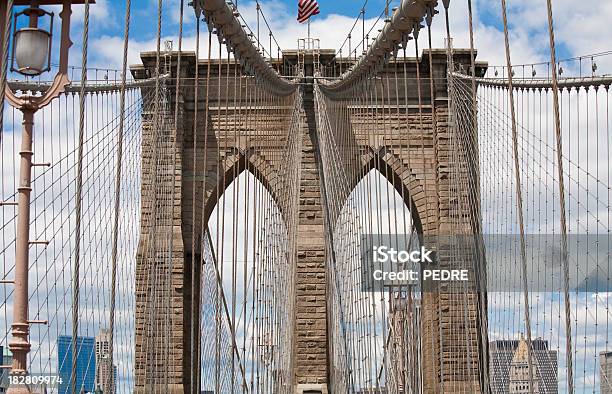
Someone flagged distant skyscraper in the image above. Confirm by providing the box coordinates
[508,338,541,393]
[0,346,12,394]
[490,337,558,394]
[601,351,612,394]
[0,346,4,394]
[57,336,96,394]
[95,330,111,359]
[95,330,116,394]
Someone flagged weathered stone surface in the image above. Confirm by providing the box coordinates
[293,91,329,385]
[131,49,488,393]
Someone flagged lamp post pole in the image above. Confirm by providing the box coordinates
[13,109,34,366]
[2,2,84,392]
[8,108,34,392]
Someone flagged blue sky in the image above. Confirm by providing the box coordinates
[22,0,612,75]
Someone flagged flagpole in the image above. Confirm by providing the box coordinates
[308,17,311,40]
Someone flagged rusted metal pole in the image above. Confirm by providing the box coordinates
[8,108,35,394]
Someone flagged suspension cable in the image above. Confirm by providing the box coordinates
[71,0,90,392]
[544,0,574,391]
[108,0,132,390]
[500,1,535,393]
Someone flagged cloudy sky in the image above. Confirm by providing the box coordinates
[36,0,612,77]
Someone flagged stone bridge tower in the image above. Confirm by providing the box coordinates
[131,48,488,393]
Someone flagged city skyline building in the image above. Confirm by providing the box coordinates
[57,335,96,394]
[95,329,116,394]
[601,350,612,394]
[490,337,558,394]
[508,338,541,393]
[0,347,12,394]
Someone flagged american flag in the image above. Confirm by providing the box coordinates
[297,0,320,23]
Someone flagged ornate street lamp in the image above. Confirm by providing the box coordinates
[11,5,54,76]
[0,1,93,392]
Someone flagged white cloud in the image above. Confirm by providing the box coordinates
[87,0,612,77]
[88,0,385,71]
[47,0,114,29]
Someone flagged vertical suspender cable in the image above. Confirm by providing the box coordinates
[499,1,535,393]
[249,75,257,394]
[465,1,480,230]
[141,0,163,386]
[191,14,201,390]
[402,39,420,391]
[241,74,251,394]
[169,0,185,384]
[256,2,260,53]
[441,3,452,391]
[156,1,165,389]
[362,8,365,55]
[109,0,132,391]
[442,0,454,81]
[230,46,239,389]
[544,1,574,391]
[215,43,222,392]
[413,24,439,391]
[72,1,90,392]
[199,27,213,393]
[466,0,478,141]
[391,52,407,390]
[425,8,439,229]
[465,1,490,391]
[220,45,229,388]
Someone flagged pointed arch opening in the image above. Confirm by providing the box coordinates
[199,166,294,392]
[327,165,426,392]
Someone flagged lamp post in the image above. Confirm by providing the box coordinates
[0,1,91,392]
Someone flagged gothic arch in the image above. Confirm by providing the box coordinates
[201,148,289,227]
[341,146,439,237]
